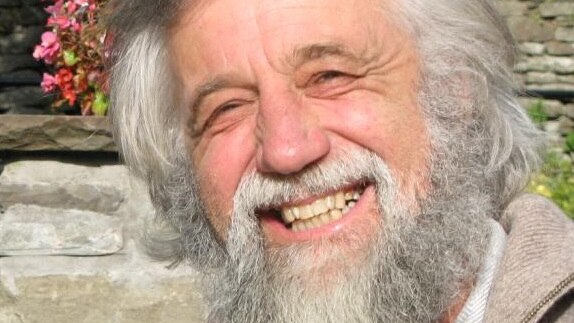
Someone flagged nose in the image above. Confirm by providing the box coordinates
[255,88,330,175]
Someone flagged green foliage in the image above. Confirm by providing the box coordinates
[527,152,574,219]
[565,132,574,154]
[527,100,548,124]
[524,100,574,219]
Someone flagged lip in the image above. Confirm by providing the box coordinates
[260,184,377,246]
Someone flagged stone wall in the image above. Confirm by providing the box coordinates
[496,0,574,152]
[0,116,204,322]
[0,0,52,115]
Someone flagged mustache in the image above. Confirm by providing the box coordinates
[231,149,397,216]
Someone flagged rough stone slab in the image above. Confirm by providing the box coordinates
[546,41,574,56]
[0,250,203,322]
[518,42,546,55]
[0,87,50,113]
[540,2,574,18]
[495,1,529,16]
[0,204,123,256]
[0,55,40,73]
[506,16,555,42]
[0,160,127,213]
[0,26,43,55]
[555,27,574,42]
[0,0,20,7]
[0,115,116,151]
[558,115,574,134]
[526,71,557,84]
[515,56,574,74]
[526,82,574,92]
[564,104,574,119]
[0,275,203,323]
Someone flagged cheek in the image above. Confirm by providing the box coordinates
[192,124,257,215]
[321,95,430,185]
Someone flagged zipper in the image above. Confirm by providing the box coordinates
[520,272,574,323]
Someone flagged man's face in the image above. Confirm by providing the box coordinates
[170,0,429,253]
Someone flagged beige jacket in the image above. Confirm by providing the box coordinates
[484,194,574,323]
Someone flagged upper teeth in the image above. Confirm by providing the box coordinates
[280,188,363,231]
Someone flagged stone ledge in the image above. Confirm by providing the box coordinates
[0,204,123,256]
[0,160,127,213]
[0,115,116,152]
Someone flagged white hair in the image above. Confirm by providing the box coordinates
[106,0,542,213]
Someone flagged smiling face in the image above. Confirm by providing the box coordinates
[169,0,430,250]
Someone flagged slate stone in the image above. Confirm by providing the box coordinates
[526,72,557,84]
[0,160,127,213]
[0,274,203,323]
[0,25,43,54]
[0,0,20,7]
[539,2,574,18]
[542,100,566,119]
[558,115,574,134]
[0,115,116,151]
[0,55,40,73]
[556,74,574,84]
[555,27,574,42]
[506,16,555,42]
[495,1,529,16]
[0,87,49,113]
[0,204,123,256]
[564,104,574,119]
[546,41,574,56]
[515,56,574,74]
[526,82,574,92]
[518,42,546,55]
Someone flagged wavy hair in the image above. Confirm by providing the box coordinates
[105,0,542,215]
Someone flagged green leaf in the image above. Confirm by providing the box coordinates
[63,50,79,66]
[92,91,108,116]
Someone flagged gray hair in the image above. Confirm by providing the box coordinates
[105,0,542,214]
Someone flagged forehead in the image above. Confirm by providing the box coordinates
[169,0,404,71]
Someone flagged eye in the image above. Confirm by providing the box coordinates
[312,70,348,84]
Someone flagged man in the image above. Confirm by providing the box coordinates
[104,0,574,322]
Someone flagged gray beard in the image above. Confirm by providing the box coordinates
[147,72,493,323]
[203,150,490,323]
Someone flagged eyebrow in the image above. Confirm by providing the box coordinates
[289,43,359,67]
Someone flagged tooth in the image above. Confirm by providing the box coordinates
[335,192,345,208]
[282,208,295,223]
[292,221,301,232]
[330,209,343,220]
[325,195,335,209]
[344,192,353,200]
[353,191,360,200]
[312,199,329,215]
[319,212,330,224]
[300,205,314,219]
[342,206,350,214]
[291,206,300,219]
[311,216,321,228]
[302,220,312,230]
[348,201,356,209]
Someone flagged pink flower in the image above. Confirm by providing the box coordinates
[32,31,60,64]
[45,0,64,15]
[48,15,72,29]
[41,73,57,92]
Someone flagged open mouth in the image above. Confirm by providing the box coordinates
[268,185,366,232]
